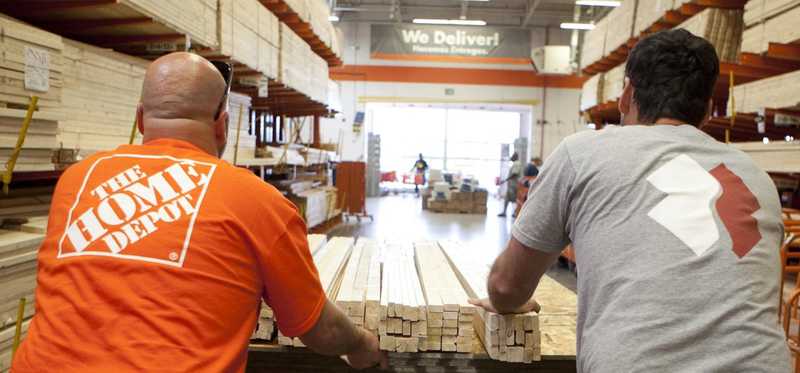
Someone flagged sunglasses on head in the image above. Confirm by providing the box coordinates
[210,61,233,120]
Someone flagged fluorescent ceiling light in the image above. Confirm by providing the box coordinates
[576,0,621,6]
[329,15,340,22]
[413,18,487,26]
[560,22,595,30]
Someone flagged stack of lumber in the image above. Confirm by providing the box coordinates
[414,241,475,353]
[733,142,800,173]
[283,0,342,60]
[293,187,338,230]
[602,63,626,104]
[221,92,254,165]
[122,0,218,49]
[0,188,51,222]
[439,241,541,363]
[603,0,637,58]
[364,240,382,335]
[0,16,64,172]
[279,25,328,104]
[741,2,800,55]
[634,0,676,36]
[378,241,427,353]
[728,69,800,115]
[0,225,45,372]
[580,74,604,111]
[676,8,744,63]
[335,239,377,328]
[56,39,147,158]
[218,0,279,79]
[307,234,328,256]
[580,16,609,69]
[277,237,354,347]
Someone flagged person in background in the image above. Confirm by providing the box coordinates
[471,29,791,372]
[498,152,522,218]
[411,153,429,195]
[524,157,543,179]
[12,52,386,372]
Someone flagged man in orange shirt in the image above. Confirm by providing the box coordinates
[12,53,385,372]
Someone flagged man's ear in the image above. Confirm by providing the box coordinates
[619,77,632,116]
[215,110,229,143]
[136,103,145,135]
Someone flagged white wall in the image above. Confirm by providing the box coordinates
[323,21,583,162]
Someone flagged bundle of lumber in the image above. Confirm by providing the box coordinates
[603,0,637,58]
[221,92,254,165]
[634,0,677,36]
[279,24,329,104]
[0,225,45,372]
[741,3,800,55]
[414,241,475,353]
[439,241,541,363]
[0,15,64,172]
[277,237,353,347]
[676,8,744,63]
[580,16,609,70]
[218,0,279,79]
[122,0,218,49]
[55,39,147,158]
[335,239,377,328]
[0,187,52,223]
[293,188,333,229]
[580,74,604,111]
[733,142,800,173]
[378,241,427,353]
[729,69,800,115]
[283,0,342,59]
[602,64,626,104]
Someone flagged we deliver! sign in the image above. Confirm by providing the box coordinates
[370,24,531,64]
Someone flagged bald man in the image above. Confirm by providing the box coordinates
[12,53,385,372]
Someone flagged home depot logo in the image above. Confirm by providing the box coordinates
[647,154,761,258]
[57,154,217,267]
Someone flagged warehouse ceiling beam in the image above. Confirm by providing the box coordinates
[522,0,544,28]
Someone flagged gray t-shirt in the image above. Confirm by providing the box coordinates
[513,125,791,372]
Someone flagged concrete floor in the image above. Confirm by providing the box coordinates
[329,193,579,292]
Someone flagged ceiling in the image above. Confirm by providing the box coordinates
[331,0,612,28]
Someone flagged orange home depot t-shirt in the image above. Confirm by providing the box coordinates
[12,138,325,373]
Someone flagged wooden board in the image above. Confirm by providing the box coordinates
[730,68,800,114]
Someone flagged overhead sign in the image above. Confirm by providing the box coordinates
[370,24,531,65]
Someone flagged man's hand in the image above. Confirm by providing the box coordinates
[468,297,541,314]
[342,329,388,370]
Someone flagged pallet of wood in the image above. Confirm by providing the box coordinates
[729,69,800,115]
[439,241,541,363]
[121,0,218,49]
[279,24,329,104]
[676,8,744,63]
[602,64,626,104]
[741,3,800,55]
[603,0,637,59]
[734,142,800,173]
[743,0,800,27]
[378,241,427,353]
[580,74,604,112]
[580,16,609,70]
[219,0,279,78]
[414,241,475,353]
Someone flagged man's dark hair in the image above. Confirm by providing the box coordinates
[625,29,719,127]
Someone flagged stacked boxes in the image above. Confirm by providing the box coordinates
[427,190,488,215]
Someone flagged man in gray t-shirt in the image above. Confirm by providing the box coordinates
[470,29,791,372]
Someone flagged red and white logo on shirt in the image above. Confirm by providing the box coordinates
[647,154,761,258]
[58,154,217,267]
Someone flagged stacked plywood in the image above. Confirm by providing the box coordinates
[741,3,800,55]
[675,8,744,63]
[279,24,328,104]
[603,0,638,58]
[729,69,800,115]
[121,0,218,49]
[602,64,626,104]
[580,74,604,112]
[580,16,608,69]
[634,0,675,36]
[0,189,51,222]
[0,16,64,172]
[378,242,427,353]
[0,226,44,372]
[734,142,800,173]
[277,237,354,347]
[743,0,800,27]
[414,241,475,353]
[55,39,147,158]
[439,241,541,363]
[218,0,279,79]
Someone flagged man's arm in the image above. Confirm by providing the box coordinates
[300,300,387,369]
[486,237,560,313]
